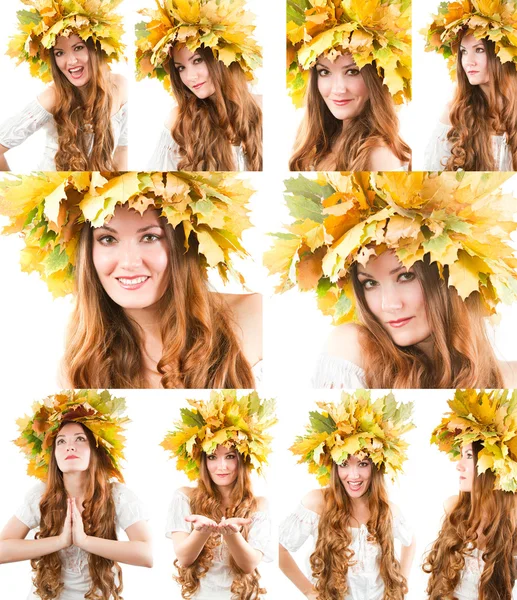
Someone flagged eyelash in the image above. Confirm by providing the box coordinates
[96,233,162,245]
[341,461,369,468]
[316,68,360,77]
[54,46,84,57]
[177,57,203,72]
[360,271,416,290]
[56,436,87,445]
[207,454,236,460]
[461,47,484,55]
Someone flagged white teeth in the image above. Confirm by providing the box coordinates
[69,67,83,73]
[118,276,148,285]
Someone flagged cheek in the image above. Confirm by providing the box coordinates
[147,245,169,274]
[317,76,331,98]
[363,289,382,317]
[92,247,117,278]
[353,77,369,100]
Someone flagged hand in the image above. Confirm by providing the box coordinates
[185,514,220,534]
[59,498,73,549]
[218,517,252,536]
[70,498,88,549]
[305,590,318,600]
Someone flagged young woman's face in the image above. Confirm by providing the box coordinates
[316,53,369,120]
[337,454,372,499]
[54,423,91,474]
[52,34,91,87]
[460,33,489,87]
[206,445,239,487]
[173,45,216,99]
[92,205,170,311]
[457,443,475,493]
[356,250,431,349]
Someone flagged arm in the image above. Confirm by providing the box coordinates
[400,534,416,582]
[113,145,128,170]
[71,498,152,567]
[279,544,316,598]
[219,518,261,574]
[0,502,72,564]
[0,145,10,171]
[170,514,219,567]
[368,145,404,171]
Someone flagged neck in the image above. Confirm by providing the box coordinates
[63,471,87,500]
[124,305,162,337]
[217,484,234,507]
[416,335,434,359]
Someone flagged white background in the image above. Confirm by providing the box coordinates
[0,0,515,599]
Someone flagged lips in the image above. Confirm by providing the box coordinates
[65,455,79,461]
[68,66,85,80]
[192,82,205,90]
[387,317,413,329]
[346,480,364,492]
[116,276,150,290]
[332,99,353,106]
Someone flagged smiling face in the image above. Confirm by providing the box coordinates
[54,423,91,474]
[205,445,239,488]
[173,45,216,99]
[337,455,372,499]
[460,33,489,88]
[457,443,476,493]
[315,53,369,120]
[356,250,431,350]
[92,205,170,312]
[52,34,91,87]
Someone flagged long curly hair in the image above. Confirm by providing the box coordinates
[445,34,517,171]
[289,62,411,171]
[168,46,262,171]
[50,39,116,171]
[352,256,504,388]
[64,213,255,389]
[31,424,123,600]
[175,451,265,599]
[423,442,517,599]
[310,462,407,600]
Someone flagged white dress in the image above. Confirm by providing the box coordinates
[0,98,128,170]
[423,121,512,171]
[279,503,412,600]
[166,490,274,600]
[455,545,517,599]
[311,353,366,389]
[15,481,148,600]
[147,126,247,171]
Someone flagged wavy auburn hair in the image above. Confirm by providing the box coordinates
[310,461,407,600]
[32,423,122,600]
[351,255,504,388]
[423,442,517,599]
[169,46,262,171]
[445,33,517,171]
[289,62,411,171]
[175,451,265,599]
[64,210,255,389]
[50,39,115,171]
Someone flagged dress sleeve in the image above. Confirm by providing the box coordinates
[392,510,413,547]
[165,490,193,538]
[14,483,46,530]
[423,121,451,171]
[279,503,319,553]
[0,99,53,149]
[311,353,366,389]
[115,103,128,147]
[146,126,179,170]
[112,483,149,531]
[248,508,275,563]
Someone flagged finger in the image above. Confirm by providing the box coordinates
[184,515,196,522]
[232,518,252,525]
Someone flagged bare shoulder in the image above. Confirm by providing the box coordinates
[439,101,452,126]
[224,292,262,318]
[301,489,325,515]
[368,145,404,170]
[223,292,262,364]
[37,84,57,112]
[323,322,363,368]
[255,496,268,512]
[253,94,263,109]
[444,495,459,515]
[499,360,517,387]
[165,105,180,130]
[389,502,401,517]
[56,356,71,388]
[178,486,194,498]
[111,73,128,106]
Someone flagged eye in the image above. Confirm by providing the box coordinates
[398,271,416,283]
[316,68,330,77]
[75,45,85,51]
[193,56,203,64]
[225,453,236,460]
[96,234,117,245]
[54,50,63,57]
[56,438,65,445]
[476,47,485,53]
[359,461,370,468]
[346,68,360,76]
[141,233,161,243]
[176,65,184,72]
[460,48,467,55]
[76,436,87,443]
[360,278,377,290]
[207,455,216,460]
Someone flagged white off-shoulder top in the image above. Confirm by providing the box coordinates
[312,353,366,389]
[166,489,274,600]
[279,502,412,600]
[0,98,128,170]
[423,121,512,171]
[16,481,148,600]
[147,125,247,171]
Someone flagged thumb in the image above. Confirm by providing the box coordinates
[184,515,196,522]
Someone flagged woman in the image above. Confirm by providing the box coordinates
[0,0,128,171]
[286,0,411,171]
[136,0,262,171]
[264,171,517,389]
[0,171,262,389]
[424,389,517,599]
[423,1,517,171]
[280,391,416,600]
[0,390,152,599]
[162,390,276,599]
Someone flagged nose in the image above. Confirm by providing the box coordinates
[66,441,76,452]
[120,241,143,270]
[332,72,347,94]
[381,284,403,313]
[457,458,465,472]
[186,65,198,84]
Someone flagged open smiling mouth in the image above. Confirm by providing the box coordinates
[116,276,150,290]
[68,66,85,79]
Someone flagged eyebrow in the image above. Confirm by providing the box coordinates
[53,42,83,51]
[174,54,199,66]
[95,224,164,234]
[460,42,484,49]
[357,266,407,277]
[315,60,357,69]
[56,432,84,439]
